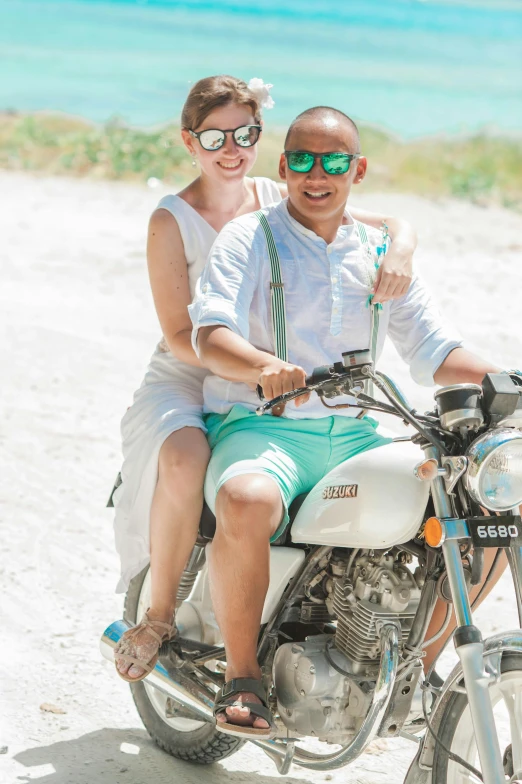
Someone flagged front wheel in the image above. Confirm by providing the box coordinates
[432,652,522,783]
[123,565,243,764]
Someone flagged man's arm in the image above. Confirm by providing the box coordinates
[198,326,309,404]
[387,275,501,387]
[434,347,500,386]
[386,274,462,386]
[188,219,260,355]
[189,219,309,404]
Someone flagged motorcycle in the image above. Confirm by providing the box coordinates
[101,349,522,783]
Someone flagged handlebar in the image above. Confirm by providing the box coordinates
[255,350,375,415]
[254,352,448,454]
[255,378,321,416]
[256,366,335,402]
[256,365,365,416]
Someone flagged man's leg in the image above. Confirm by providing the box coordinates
[209,473,283,729]
[203,408,332,726]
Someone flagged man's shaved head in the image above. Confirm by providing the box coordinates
[285,106,360,151]
[279,105,367,235]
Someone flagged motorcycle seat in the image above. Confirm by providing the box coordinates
[198,492,309,543]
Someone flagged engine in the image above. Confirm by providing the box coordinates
[272,551,422,742]
[332,552,421,675]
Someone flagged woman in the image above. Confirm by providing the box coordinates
[113,75,418,681]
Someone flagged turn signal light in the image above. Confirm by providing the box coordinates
[424,517,445,548]
[414,458,439,482]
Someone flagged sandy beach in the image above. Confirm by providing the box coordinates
[1,170,522,784]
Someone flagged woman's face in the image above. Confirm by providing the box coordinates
[182,103,260,183]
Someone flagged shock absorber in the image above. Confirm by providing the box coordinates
[176,538,207,606]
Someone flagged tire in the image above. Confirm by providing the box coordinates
[123,565,243,764]
[432,652,522,783]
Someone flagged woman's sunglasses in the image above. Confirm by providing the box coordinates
[189,125,262,152]
[285,151,361,175]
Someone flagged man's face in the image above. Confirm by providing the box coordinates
[279,116,367,227]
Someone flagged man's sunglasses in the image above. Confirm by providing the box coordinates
[189,125,262,152]
[285,151,361,175]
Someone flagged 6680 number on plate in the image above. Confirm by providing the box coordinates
[469,516,522,548]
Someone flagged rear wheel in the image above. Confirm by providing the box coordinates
[432,652,522,783]
[124,565,243,764]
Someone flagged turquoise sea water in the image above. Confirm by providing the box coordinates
[1,0,521,137]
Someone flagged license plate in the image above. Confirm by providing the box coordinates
[468,516,522,548]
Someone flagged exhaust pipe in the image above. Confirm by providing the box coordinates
[100,620,216,724]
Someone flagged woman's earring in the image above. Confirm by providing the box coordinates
[192,158,197,168]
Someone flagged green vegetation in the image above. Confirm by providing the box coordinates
[0,113,192,185]
[1,112,521,209]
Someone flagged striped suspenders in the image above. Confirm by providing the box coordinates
[254,211,288,362]
[355,219,382,364]
[253,211,381,366]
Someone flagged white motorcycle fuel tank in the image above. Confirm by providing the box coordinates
[291,439,429,548]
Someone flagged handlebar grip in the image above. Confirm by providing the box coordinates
[258,374,320,400]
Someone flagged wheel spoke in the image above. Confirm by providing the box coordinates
[454,766,482,784]
[447,705,482,784]
[436,659,522,784]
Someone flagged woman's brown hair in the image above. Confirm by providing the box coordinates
[181,75,262,130]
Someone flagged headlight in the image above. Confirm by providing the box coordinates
[465,428,522,511]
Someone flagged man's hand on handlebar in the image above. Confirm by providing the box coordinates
[258,359,311,414]
[255,351,377,416]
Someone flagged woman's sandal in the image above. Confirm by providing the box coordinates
[213,678,276,739]
[114,610,176,683]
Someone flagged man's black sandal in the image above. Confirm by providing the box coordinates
[213,677,276,739]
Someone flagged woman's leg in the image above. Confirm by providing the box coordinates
[116,426,210,679]
[423,548,508,674]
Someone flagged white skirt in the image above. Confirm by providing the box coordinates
[113,348,208,593]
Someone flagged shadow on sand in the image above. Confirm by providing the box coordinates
[13,727,319,784]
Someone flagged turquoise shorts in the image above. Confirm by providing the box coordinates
[204,405,392,541]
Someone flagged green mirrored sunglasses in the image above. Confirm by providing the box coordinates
[285,150,361,175]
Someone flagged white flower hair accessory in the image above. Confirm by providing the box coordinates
[247,77,275,110]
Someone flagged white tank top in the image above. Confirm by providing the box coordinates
[155,176,282,297]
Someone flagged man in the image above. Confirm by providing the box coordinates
[188,106,500,737]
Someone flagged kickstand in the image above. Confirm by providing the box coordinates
[251,738,295,775]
